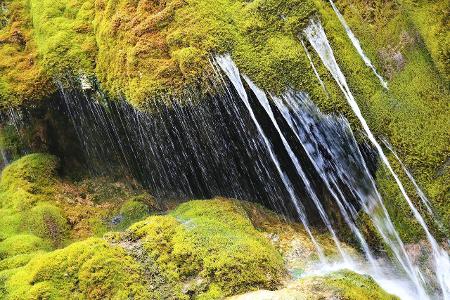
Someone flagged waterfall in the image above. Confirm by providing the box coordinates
[215,55,326,261]
[271,91,376,268]
[244,75,350,262]
[328,0,388,89]
[55,73,307,220]
[304,18,449,299]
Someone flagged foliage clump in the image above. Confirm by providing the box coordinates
[22,203,69,247]
[0,153,59,210]
[296,270,399,300]
[118,198,286,298]
[0,0,50,107]
[4,238,150,299]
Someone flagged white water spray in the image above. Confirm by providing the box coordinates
[243,76,350,263]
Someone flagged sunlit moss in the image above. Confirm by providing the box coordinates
[4,238,150,299]
[22,203,69,247]
[0,153,59,210]
[0,234,49,260]
[123,198,286,298]
[0,0,50,108]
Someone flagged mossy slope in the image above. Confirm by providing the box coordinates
[0,153,157,296]
[1,199,292,299]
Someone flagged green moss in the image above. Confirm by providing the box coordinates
[115,200,149,230]
[4,238,150,299]
[0,234,49,260]
[124,198,285,298]
[0,153,58,209]
[93,0,320,106]
[0,125,26,160]
[1,199,289,299]
[0,251,44,272]
[0,209,22,240]
[22,203,69,247]
[315,0,450,240]
[28,0,97,77]
[295,270,398,300]
[0,0,50,108]
[400,0,450,81]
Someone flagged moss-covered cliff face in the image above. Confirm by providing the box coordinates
[0,0,448,241]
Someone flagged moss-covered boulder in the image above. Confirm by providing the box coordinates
[228,270,398,300]
[4,238,150,300]
[114,198,286,298]
[0,153,59,210]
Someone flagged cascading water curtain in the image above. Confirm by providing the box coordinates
[302,17,449,300]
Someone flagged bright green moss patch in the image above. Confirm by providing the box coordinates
[22,203,69,247]
[0,153,59,209]
[315,0,450,240]
[0,0,51,108]
[0,199,293,299]
[295,270,398,300]
[400,0,450,81]
[0,234,49,260]
[115,200,149,230]
[28,0,97,77]
[4,238,150,299]
[120,198,286,298]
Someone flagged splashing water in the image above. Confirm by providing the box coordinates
[304,18,449,299]
[328,0,388,89]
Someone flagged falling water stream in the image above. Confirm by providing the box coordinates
[304,18,449,299]
[328,0,388,89]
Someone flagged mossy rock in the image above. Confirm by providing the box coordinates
[229,270,399,300]
[120,198,286,298]
[0,234,49,260]
[0,153,59,210]
[1,199,291,299]
[4,238,150,299]
[22,203,69,247]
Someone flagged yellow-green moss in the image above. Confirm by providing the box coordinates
[0,234,49,260]
[297,270,398,300]
[314,0,450,240]
[28,0,97,76]
[0,0,50,108]
[0,153,59,210]
[22,203,69,247]
[123,198,286,298]
[4,238,150,299]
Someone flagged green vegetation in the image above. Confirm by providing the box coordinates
[121,198,286,298]
[0,155,397,299]
[295,270,399,300]
[0,199,295,299]
[229,270,398,300]
[0,0,50,108]
[4,238,150,299]
[28,0,97,77]
[0,153,59,210]
[0,153,154,298]
[23,203,69,247]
